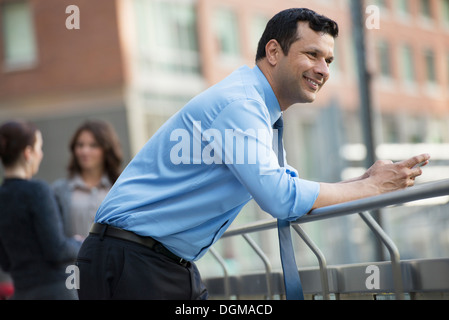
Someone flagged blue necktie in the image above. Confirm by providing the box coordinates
[273,115,304,300]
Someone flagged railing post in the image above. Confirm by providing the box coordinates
[209,247,231,299]
[358,211,405,300]
[242,234,273,299]
[292,224,331,300]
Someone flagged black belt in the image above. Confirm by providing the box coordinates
[89,223,187,266]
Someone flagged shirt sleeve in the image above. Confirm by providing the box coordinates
[210,99,320,221]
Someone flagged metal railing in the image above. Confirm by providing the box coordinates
[204,179,449,300]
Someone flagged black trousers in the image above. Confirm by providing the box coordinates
[76,233,208,300]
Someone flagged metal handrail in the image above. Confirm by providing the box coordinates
[212,179,449,299]
[222,179,449,237]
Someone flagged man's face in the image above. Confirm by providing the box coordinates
[274,22,335,107]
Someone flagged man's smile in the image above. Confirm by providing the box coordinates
[303,75,322,91]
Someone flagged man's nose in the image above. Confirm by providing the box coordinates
[314,58,330,79]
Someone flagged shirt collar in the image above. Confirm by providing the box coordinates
[252,65,282,126]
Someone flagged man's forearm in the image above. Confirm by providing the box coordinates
[311,153,430,210]
[312,179,379,209]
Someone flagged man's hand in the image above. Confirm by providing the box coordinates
[312,154,431,210]
[364,153,430,194]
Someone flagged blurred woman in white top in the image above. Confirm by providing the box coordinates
[53,119,123,238]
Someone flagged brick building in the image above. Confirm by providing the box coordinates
[2,0,449,182]
[0,0,130,181]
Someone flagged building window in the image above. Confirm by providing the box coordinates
[398,0,409,13]
[367,0,389,16]
[250,14,269,57]
[443,0,449,26]
[214,7,240,60]
[329,39,341,75]
[447,52,449,88]
[374,0,387,10]
[424,48,437,83]
[1,0,37,71]
[420,0,433,20]
[382,114,400,143]
[396,0,410,18]
[134,0,200,75]
[377,40,392,78]
[400,44,415,83]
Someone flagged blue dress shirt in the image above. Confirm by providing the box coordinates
[95,65,320,261]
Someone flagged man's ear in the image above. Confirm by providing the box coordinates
[265,39,282,66]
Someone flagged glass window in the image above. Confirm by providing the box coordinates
[375,0,387,10]
[396,0,410,17]
[377,40,392,78]
[381,114,401,143]
[250,14,269,56]
[214,7,240,58]
[400,44,415,83]
[443,0,449,26]
[1,0,37,70]
[134,0,200,75]
[420,0,433,20]
[424,48,436,83]
[447,52,449,88]
[398,0,409,13]
[329,39,341,75]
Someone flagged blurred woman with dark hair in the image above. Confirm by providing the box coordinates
[53,119,123,238]
[0,120,81,300]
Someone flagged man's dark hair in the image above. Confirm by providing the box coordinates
[255,8,339,62]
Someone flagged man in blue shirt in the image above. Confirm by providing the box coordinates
[76,8,429,300]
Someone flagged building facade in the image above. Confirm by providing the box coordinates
[0,0,131,181]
